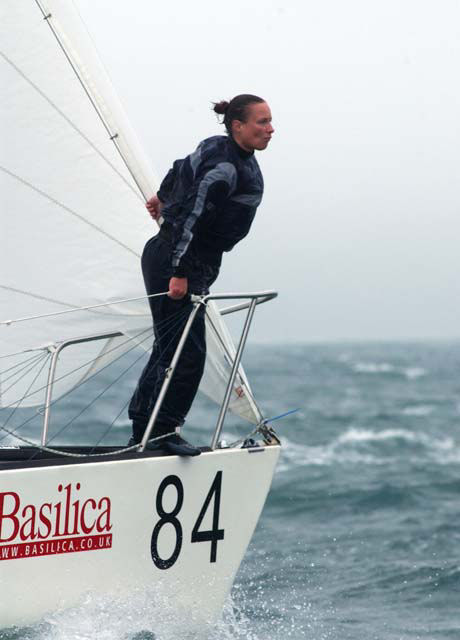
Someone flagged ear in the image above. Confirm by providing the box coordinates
[232,119,244,134]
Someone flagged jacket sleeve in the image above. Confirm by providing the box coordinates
[171,161,238,278]
[157,159,183,202]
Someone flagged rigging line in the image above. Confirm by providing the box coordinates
[34,0,151,202]
[0,302,191,413]
[0,352,49,399]
[20,429,177,460]
[0,353,51,442]
[35,310,195,455]
[0,324,153,411]
[43,355,143,454]
[0,327,153,444]
[5,311,196,457]
[45,304,195,448]
[1,291,167,327]
[226,426,261,449]
[226,416,284,449]
[45,336,150,449]
[264,408,300,423]
[225,411,296,449]
[0,351,47,376]
[0,284,137,321]
[0,51,142,202]
[31,309,196,446]
[0,346,51,360]
[90,396,131,452]
[0,353,49,414]
[0,165,139,257]
[0,405,146,455]
[89,306,199,451]
[205,307,263,418]
[0,352,46,387]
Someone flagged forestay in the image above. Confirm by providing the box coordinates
[0,1,261,426]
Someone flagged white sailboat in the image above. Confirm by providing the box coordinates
[0,0,280,630]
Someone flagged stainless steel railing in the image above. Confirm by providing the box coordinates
[39,290,277,451]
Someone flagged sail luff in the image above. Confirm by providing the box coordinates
[34,0,158,201]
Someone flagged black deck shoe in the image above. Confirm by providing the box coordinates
[161,434,201,457]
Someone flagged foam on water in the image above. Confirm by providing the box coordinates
[276,426,458,472]
[350,361,427,380]
[401,405,434,416]
[352,362,395,374]
[0,590,324,640]
[276,435,383,470]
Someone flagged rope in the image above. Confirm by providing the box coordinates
[0,284,133,321]
[0,351,47,379]
[0,326,149,411]
[0,347,50,360]
[1,352,49,398]
[0,299,190,412]
[1,429,176,459]
[226,409,298,448]
[43,305,192,449]
[0,353,51,440]
[0,291,168,327]
[265,408,300,423]
[0,326,154,443]
[226,425,263,449]
[1,304,194,453]
[88,307,195,451]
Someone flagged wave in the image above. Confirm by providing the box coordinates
[352,362,395,374]
[400,405,434,416]
[276,435,384,471]
[276,427,458,471]
[0,590,317,640]
[350,362,427,380]
[0,590,225,640]
[338,427,455,453]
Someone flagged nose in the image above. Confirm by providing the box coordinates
[267,123,274,134]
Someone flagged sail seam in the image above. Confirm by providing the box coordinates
[0,165,140,257]
[0,51,142,202]
[0,284,90,311]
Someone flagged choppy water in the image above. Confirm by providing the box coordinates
[2,341,460,639]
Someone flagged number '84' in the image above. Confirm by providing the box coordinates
[151,471,225,570]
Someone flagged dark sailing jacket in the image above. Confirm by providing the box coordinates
[157,135,264,278]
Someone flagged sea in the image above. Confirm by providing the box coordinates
[1,341,460,640]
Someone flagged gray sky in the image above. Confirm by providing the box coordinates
[76,0,460,343]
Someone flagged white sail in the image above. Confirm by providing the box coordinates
[0,1,262,426]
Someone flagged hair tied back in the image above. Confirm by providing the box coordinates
[213,100,230,116]
[212,94,265,135]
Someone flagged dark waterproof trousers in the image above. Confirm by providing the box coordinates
[128,234,219,441]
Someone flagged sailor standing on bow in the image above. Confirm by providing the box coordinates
[128,94,274,455]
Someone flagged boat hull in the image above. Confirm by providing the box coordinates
[0,445,279,628]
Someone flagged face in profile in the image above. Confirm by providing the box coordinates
[233,102,274,152]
